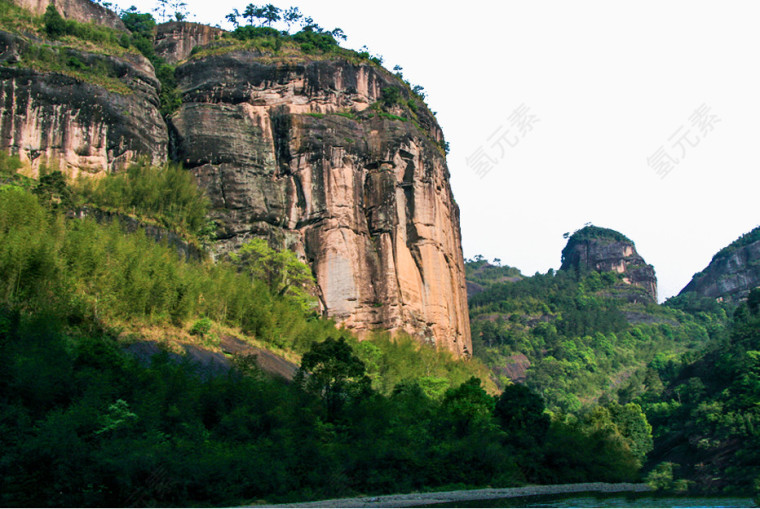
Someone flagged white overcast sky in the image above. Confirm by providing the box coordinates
[120,0,760,301]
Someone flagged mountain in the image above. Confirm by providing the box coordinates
[468,226,710,412]
[561,225,657,303]
[678,226,760,305]
[0,0,471,356]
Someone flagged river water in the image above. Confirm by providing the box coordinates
[425,493,755,507]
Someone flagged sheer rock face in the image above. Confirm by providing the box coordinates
[11,0,126,31]
[154,22,223,64]
[680,234,760,303]
[561,233,658,303]
[170,51,472,356]
[0,31,167,176]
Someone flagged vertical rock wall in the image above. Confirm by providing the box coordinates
[171,52,472,356]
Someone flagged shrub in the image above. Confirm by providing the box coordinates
[190,317,213,337]
[43,5,66,38]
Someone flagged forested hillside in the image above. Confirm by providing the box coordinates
[0,157,659,505]
[468,259,722,412]
[466,230,760,497]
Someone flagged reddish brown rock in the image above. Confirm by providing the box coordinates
[0,28,167,176]
[154,21,223,64]
[170,51,472,356]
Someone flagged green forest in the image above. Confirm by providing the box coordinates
[0,159,658,506]
[0,0,758,505]
[466,254,757,497]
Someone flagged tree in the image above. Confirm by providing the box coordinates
[225,8,240,28]
[168,0,188,21]
[282,6,302,31]
[260,4,281,26]
[297,337,370,419]
[330,27,346,41]
[43,5,66,38]
[441,377,495,436]
[242,3,259,25]
[33,171,72,211]
[153,0,170,22]
[228,238,316,312]
[494,383,550,446]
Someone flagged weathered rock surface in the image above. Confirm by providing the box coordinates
[154,21,223,64]
[0,30,167,176]
[170,51,472,356]
[11,0,126,31]
[679,227,760,303]
[560,225,657,303]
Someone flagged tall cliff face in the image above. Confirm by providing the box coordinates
[0,1,167,176]
[679,227,760,303]
[561,225,657,303]
[169,50,472,356]
[0,1,472,357]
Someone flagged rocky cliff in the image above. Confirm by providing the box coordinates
[679,226,760,303]
[154,21,223,64]
[0,0,472,357]
[170,48,471,356]
[560,225,657,303]
[0,2,167,176]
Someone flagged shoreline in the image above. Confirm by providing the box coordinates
[257,482,652,508]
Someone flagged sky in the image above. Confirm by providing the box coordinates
[119,0,760,301]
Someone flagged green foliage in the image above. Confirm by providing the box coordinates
[228,238,316,313]
[74,161,212,243]
[645,461,677,490]
[118,9,180,116]
[189,317,213,337]
[33,170,72,211]
[42,5,66,37]
[0,152,23,177]
[381,86,401,108]
[495,383,550,447]
[0,185,332,352]
[467,261,717,413]
[712,225,760,263]
[291,28,339,54]
[297,336,370,419]
[639,288,760,494]
[0,307,644,506]
[15,42,130,94]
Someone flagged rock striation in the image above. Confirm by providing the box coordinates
[154,21,223,64]
[170,50,472,356]
[0,29,167,175]
[679,227,760,303]
[560,225,657,303]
